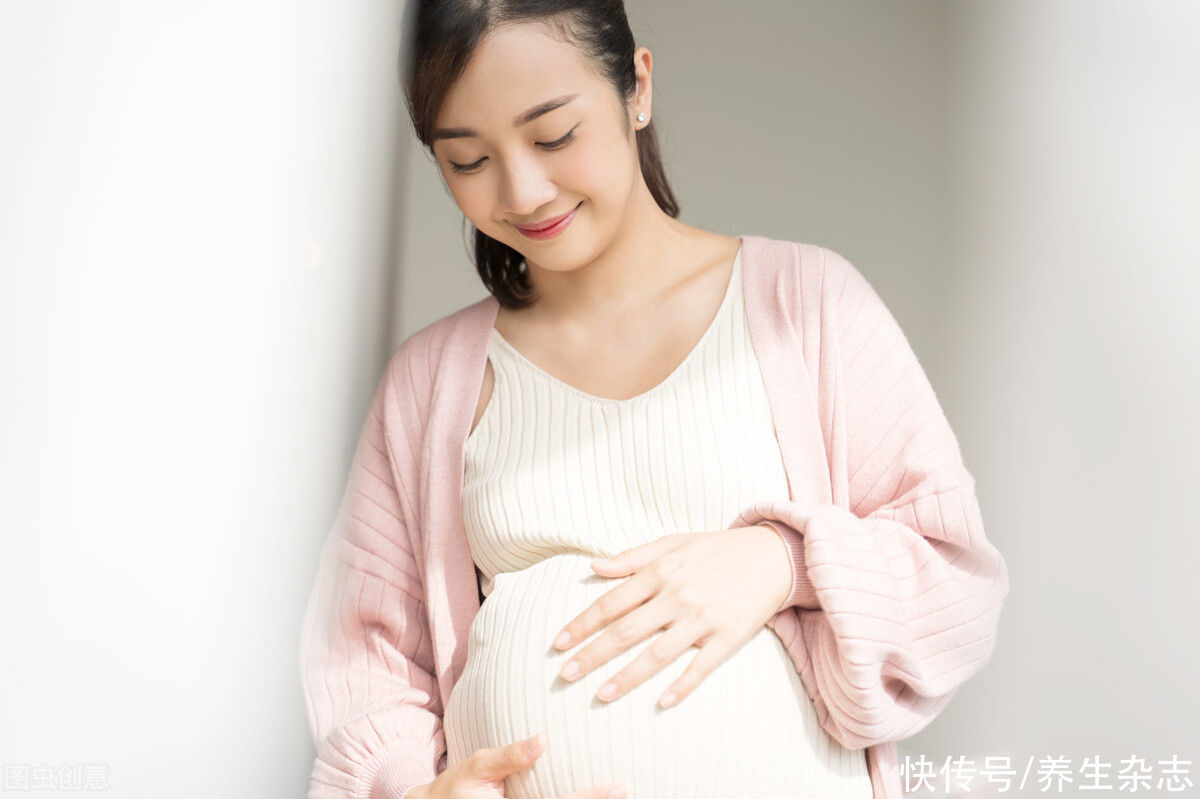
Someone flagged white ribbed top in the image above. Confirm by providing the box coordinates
[444,246,872,798]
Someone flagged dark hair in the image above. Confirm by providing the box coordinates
[401,0,680,309]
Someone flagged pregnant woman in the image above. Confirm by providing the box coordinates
[299,2,1011,798]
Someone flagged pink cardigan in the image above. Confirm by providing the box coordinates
[299,234,1010,799]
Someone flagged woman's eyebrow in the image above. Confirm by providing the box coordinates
[432,93,579,142]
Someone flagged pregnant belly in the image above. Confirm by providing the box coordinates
[443,554,871,799]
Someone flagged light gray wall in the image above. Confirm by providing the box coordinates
[940,1,1200,790]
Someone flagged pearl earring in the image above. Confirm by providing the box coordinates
[636,112,646,123]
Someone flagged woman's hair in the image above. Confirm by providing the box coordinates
[401,0,680,308]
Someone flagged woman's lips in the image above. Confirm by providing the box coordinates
[514,201,581,240]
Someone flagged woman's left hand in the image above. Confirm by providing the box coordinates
[550,525,794,709]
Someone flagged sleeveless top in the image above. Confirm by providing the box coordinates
[444,246,873,798]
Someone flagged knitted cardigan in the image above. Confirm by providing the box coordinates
[299,233,1011,799]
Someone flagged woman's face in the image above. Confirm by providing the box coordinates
[430,22,647,272]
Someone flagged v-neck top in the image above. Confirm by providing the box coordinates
[446,244,873,798]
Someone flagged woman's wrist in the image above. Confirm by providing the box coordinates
[756,521,819,611]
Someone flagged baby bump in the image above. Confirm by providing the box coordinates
[443,554,871,799]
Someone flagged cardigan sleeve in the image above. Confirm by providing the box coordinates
[299,350,444,799]
[733,246,1010,750]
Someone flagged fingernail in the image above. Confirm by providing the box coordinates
[597,682,617,700]
[553,630,571,649]
[560,660,580,680]
[659,691,678,708]
[525,732,541,756]
[607,786,628,799]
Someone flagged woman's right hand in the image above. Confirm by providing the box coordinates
[407,732,628,799]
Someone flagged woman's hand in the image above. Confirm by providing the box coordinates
[406,731,627,799]
[550,526,794,710]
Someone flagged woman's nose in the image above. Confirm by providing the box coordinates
[499,160,556,218]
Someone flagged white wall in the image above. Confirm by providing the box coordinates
[1,2,407,796]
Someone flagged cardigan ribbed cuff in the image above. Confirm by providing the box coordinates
[759,520,821,612]
[358,744,436,799]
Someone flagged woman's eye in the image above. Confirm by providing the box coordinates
[538,127,577,150]
[449,157,485,175]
